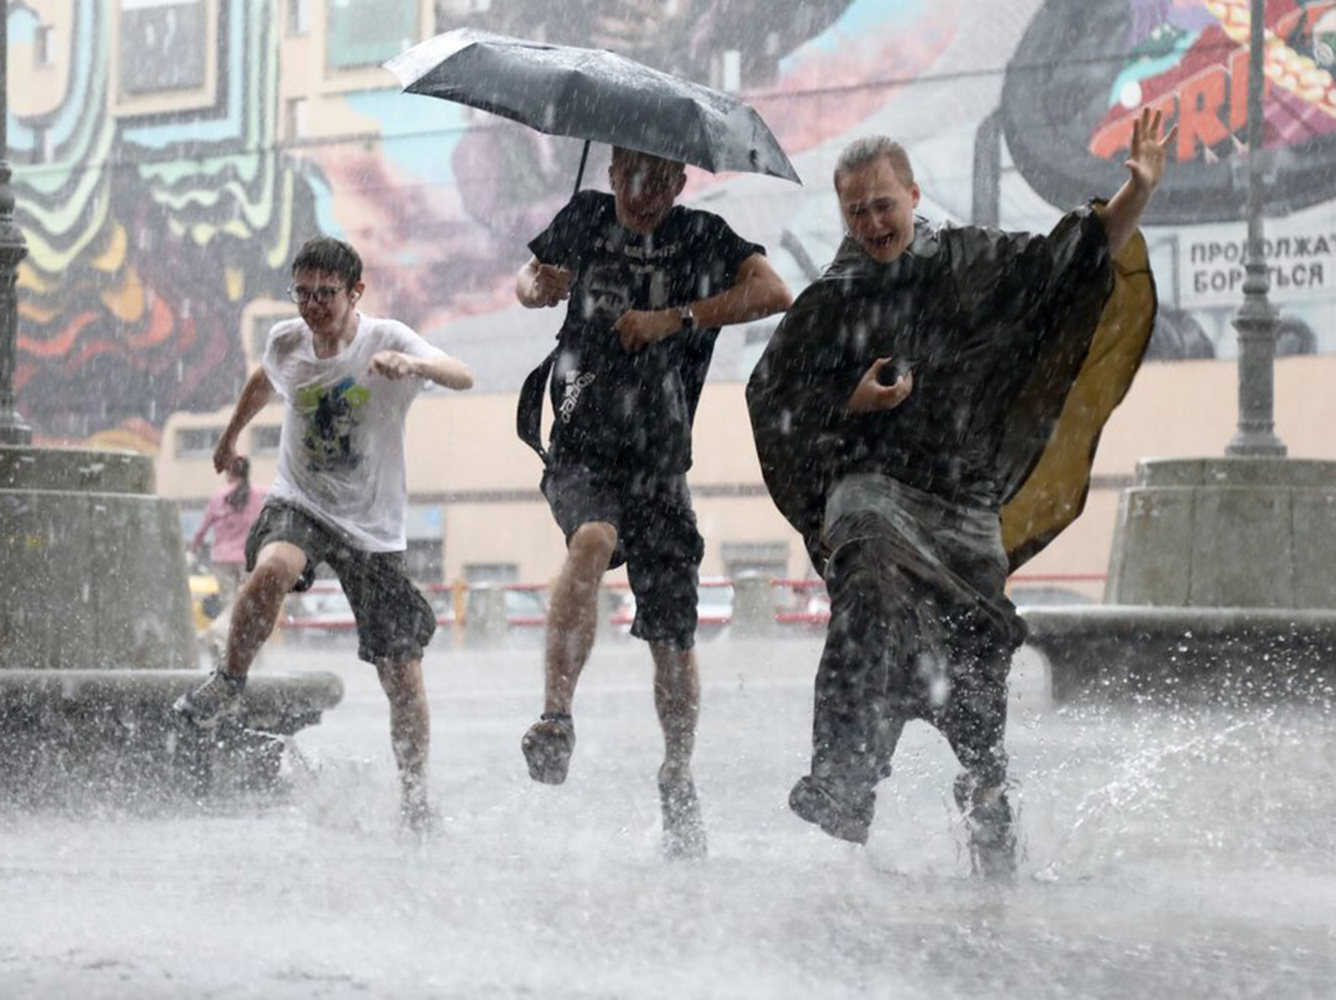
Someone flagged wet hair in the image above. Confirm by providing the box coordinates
[833,137,915,193]
[291,237,362,289]
[225,455,251,511]
[610,146,686,179]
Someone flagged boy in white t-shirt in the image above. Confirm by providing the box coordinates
[175,237,474,832]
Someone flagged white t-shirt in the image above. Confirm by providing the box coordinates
[263,314,445,552]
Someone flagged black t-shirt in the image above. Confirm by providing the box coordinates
[528,190,763,475]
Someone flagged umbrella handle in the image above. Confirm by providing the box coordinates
[573,140,591,196]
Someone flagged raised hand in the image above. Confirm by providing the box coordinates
[1125,106,1177,193]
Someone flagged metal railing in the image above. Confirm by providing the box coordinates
[270,571,1106,638]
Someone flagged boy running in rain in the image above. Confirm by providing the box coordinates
[175,237,474,833]
[515,147,792,858]
[748,110,1173,875]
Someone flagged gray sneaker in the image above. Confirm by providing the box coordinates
[953,772,1017,879]
[659,767,707,860]
[400,782,441,841]
[173,669,246,728]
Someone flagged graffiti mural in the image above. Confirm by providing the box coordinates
[9,0,318,446]
[10,0,1333,447]
[1003,0,1336,223]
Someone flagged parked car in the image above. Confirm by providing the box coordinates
[188,572,221,633]
[282,585,357,641]
[608,577,734,640]
[503,586,549,628]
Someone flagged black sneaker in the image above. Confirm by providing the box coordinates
[659,766,707,860]
[173,669,245,728]
[521,712,576,784]
[954,772,1017,879]
[788,775,875,845]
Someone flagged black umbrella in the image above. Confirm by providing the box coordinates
[383,28,801,192]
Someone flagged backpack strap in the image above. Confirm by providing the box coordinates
[516,345,559,465]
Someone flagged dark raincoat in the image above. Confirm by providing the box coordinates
[747,205,1155,795]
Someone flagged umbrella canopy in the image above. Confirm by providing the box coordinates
[384,28,801,184]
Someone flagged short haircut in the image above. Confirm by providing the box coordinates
[291,237,362,288]
[611,145,685,177]
[833,136,915,192]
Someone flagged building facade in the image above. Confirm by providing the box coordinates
[12,1,1336,589]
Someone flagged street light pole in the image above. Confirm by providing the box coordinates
[0,0,33,446]
[1226,0,1286,456]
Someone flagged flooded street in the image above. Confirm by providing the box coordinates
[2,636,1335,998]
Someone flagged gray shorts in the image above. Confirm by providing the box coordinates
[541,466,703,650]
[244,501,436,664]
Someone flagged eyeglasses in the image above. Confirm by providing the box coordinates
[287,284,345,305]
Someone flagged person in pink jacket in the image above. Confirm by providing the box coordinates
[191,456,268,660]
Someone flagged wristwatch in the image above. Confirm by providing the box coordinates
[677,304,697,333]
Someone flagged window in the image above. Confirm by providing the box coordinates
[250,425,282,456]
[36,25,56,66]
[249,309,297,360]
[285,97,308,141]
[721,541,789,581]
[118,0,207,97]
[464,563,518,586]
[721,50,742,93]
[176,426,222,457]
[405,505,443,581]
[406,540,443,583]
[326,0,417,71]
[288,0,311,35]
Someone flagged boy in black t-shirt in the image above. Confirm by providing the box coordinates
[515,147,792,858]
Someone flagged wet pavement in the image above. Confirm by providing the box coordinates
[2,636,1334,998]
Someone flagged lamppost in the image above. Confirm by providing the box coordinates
[0,0,33,446]
[1226,0,1286,456]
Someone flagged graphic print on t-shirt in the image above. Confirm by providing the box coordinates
[580,260,670,326]
[296,377,370,473]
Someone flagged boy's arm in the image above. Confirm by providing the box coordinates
[693,253,794,329]
[369,351,474,390]
[189,501,215,551]
[212,367,275,474]
[616,253,794,352]
[516,256,572,309]
[1098,106,1176,257]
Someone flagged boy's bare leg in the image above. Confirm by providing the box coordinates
[651,641,706,858]
[650,642,699,779]
[175,542,305,725]
[376,655,431,823]
[224,541,307,680]
[543,521,618,714]
[523,521,617,784]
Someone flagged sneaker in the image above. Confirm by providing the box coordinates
[659,767,707,860]
[400,785,441,841]
[173,669,245,728]
[788,775,875,845]
[521,712,576,784]
[953,772,1017,879]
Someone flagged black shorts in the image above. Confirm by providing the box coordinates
[244,501,436,665]
[541,466,704,650]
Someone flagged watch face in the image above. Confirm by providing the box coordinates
[1001,0,1336,224]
